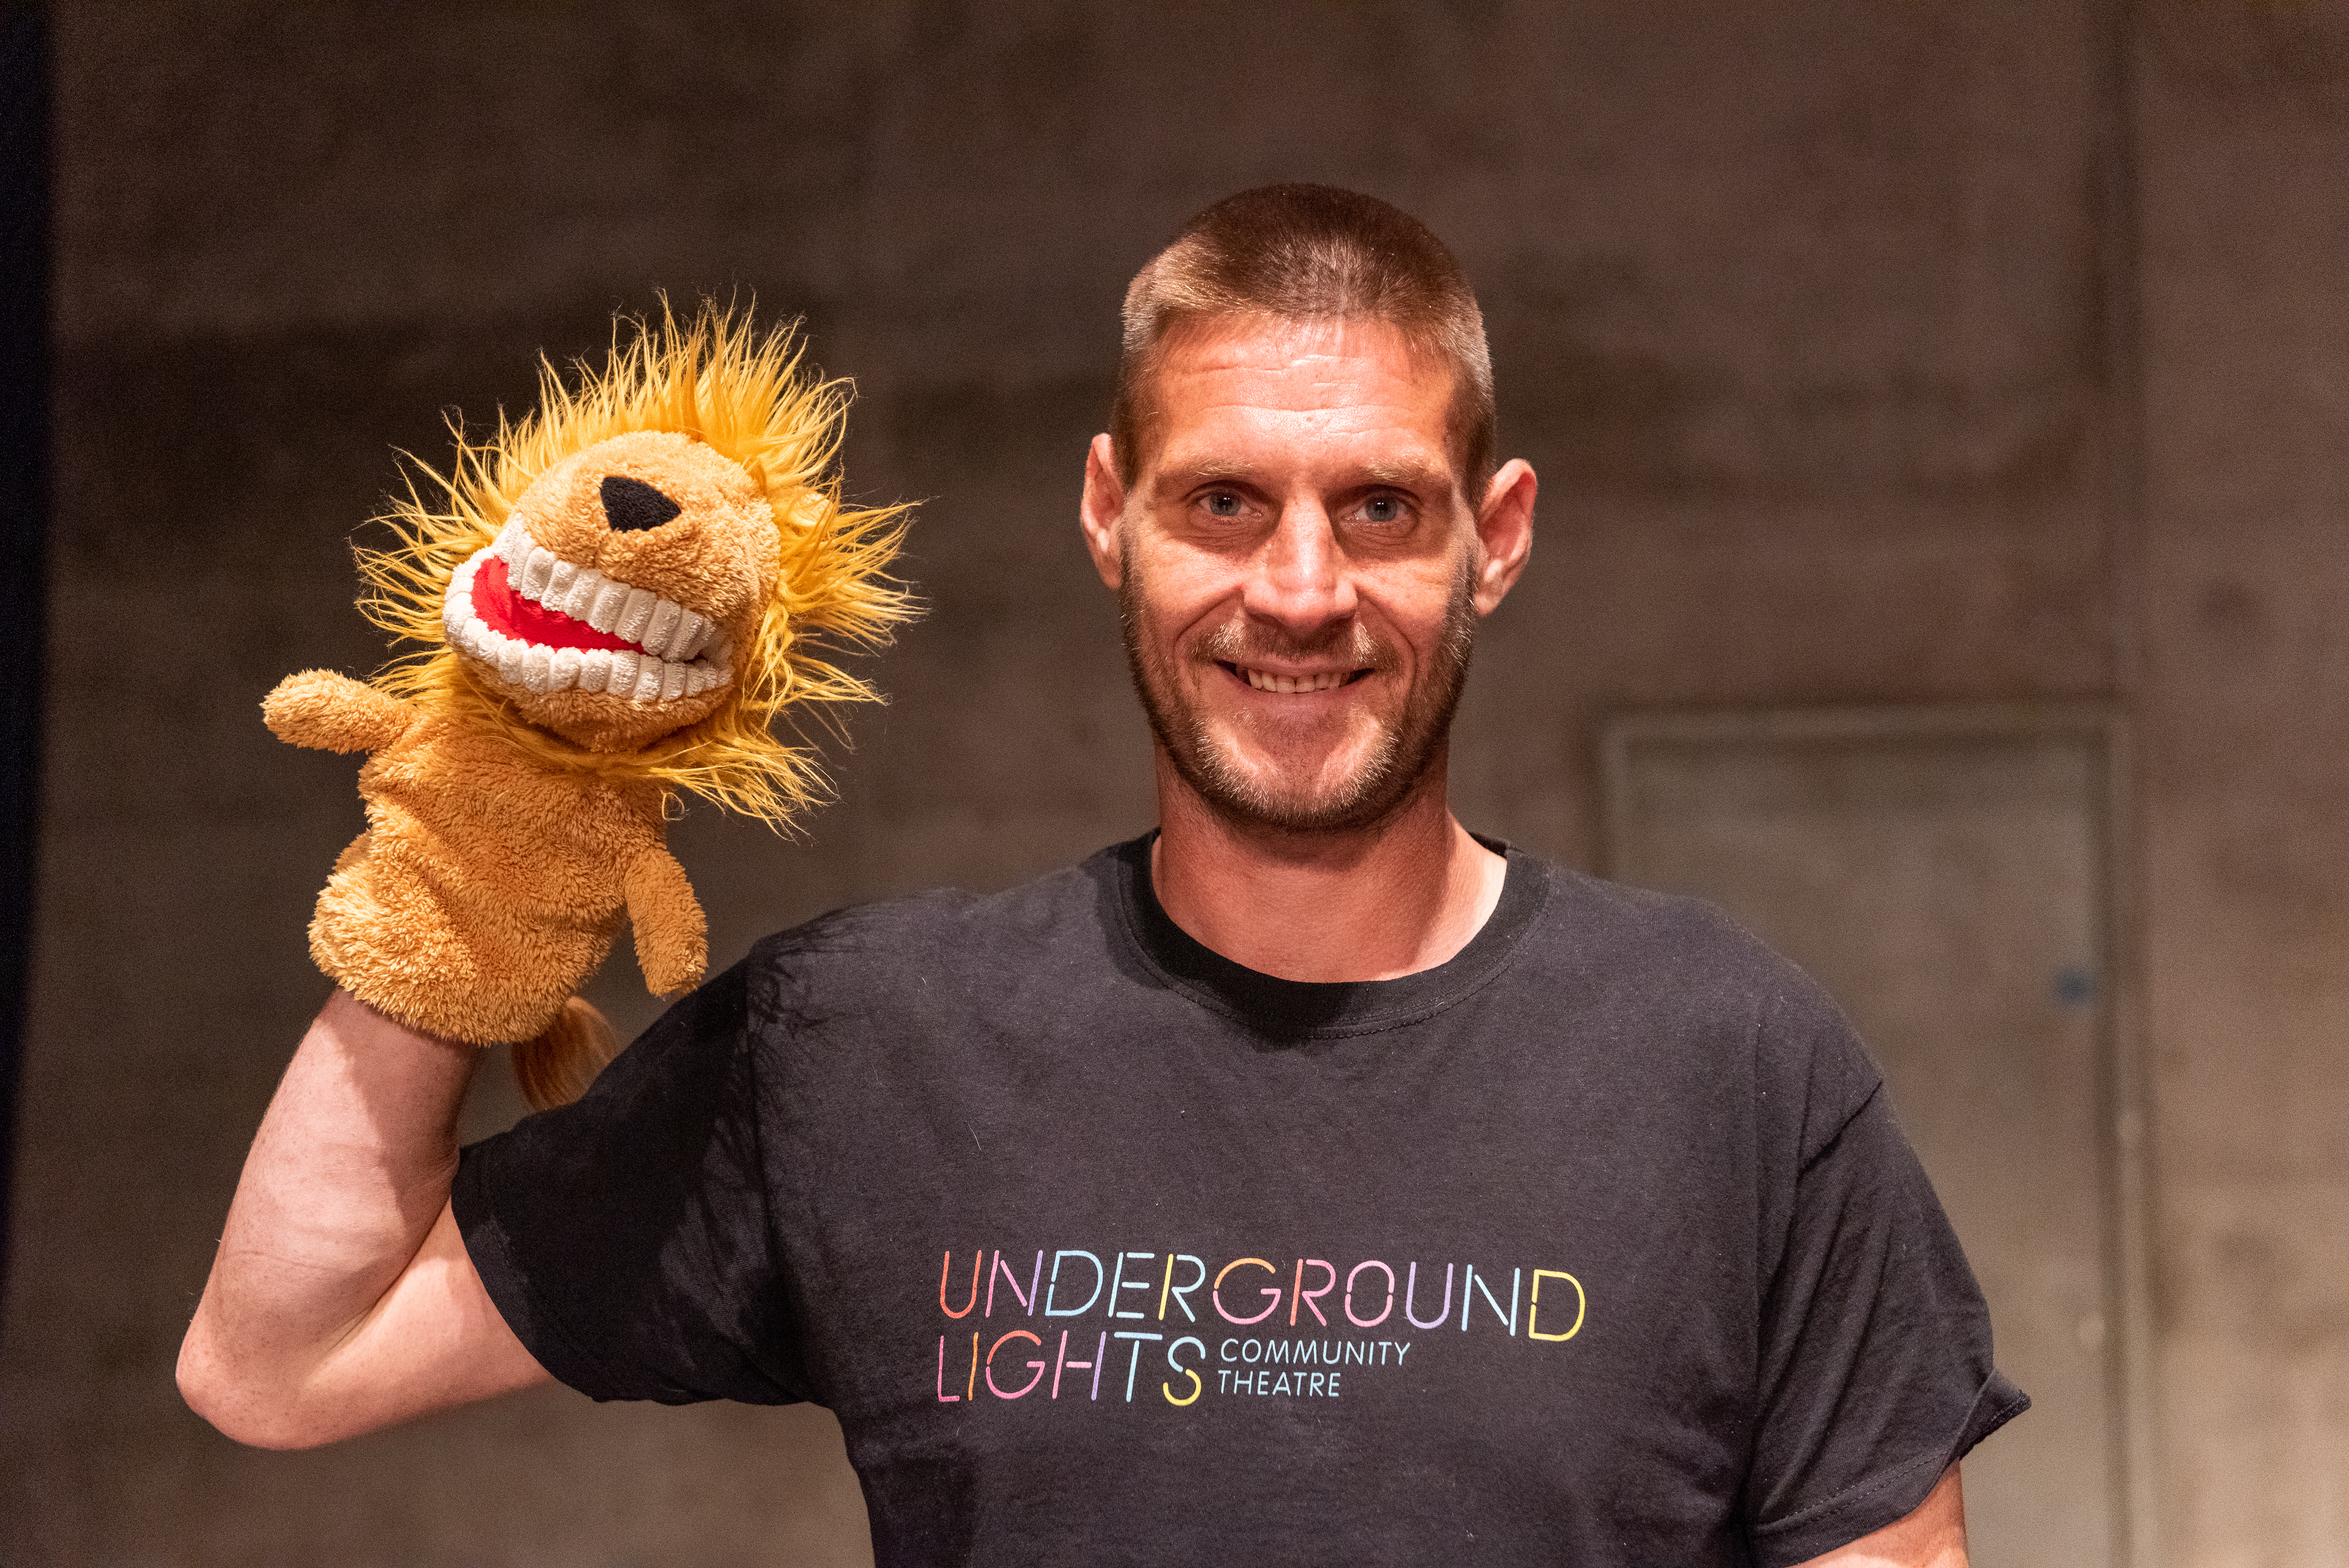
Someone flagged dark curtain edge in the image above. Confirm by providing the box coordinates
[0,0,55,1343]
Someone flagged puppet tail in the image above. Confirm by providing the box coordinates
[513,995,621,1112]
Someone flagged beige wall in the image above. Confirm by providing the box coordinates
[2,2,2342,1562]
[2137,6,2349,1561]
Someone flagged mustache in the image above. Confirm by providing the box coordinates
[1188,618,1399,673]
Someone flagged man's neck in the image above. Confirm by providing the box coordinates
[1148,752,1508,983]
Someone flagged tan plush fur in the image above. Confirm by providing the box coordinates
[267,305,911,1096]
[264,669,704,1045]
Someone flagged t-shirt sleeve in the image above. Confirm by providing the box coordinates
[452,960,806,1405]
[1741,988,2030,1567]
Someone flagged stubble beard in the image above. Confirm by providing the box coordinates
[1119,558,1477,837]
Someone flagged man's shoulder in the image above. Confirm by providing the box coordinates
[1518,852,1813,999]
[742,838,1132,980]
[1511,853,1876,1097]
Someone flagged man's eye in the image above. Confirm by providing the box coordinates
[1205,492,1242,518]
[1363,495,1402,523]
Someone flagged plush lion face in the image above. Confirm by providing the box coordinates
[440,430,780,752]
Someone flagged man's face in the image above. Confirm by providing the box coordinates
[1081,316,1530,835]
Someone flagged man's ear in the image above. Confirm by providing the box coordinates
[1079,433,1128,590]
[1470,458,1536,615]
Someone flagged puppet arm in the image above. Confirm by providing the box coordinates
[262,669,418,755]
[624,844,709,997]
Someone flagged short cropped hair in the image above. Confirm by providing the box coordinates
[1110,184,1496,496]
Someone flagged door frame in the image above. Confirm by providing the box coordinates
[1597,700,2154,1567]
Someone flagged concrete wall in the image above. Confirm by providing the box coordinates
[1,1,2341,1562]
[2136,5,2349,1560]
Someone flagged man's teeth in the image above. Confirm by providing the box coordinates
[1241,666,1355,694]
[440,544,732,702]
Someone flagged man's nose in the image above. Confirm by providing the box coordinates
[1243,503,1357,636]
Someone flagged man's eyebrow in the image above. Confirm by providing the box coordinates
[1160,459,1257,487]
[1359,458,1451,491]
[1353,460,1456,495]
[1157,458,1452,491]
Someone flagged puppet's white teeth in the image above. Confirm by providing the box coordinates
[587,580,629,633]
[560,568,603,618]
[641,598,682,658]
[446,543,725,703]
[543,557,579,607]
[615,587,657,644]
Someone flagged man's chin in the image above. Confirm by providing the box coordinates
[1167,736,1421,836]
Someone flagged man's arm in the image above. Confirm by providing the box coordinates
[177,990,551,1448]
[1798,1465,1967,1568]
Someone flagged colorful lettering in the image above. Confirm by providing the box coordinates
[925,1243,1587,1413]
[1044,1250,1105,1317]
[985,1330,1045,1399]
[1527,1269,1586,1342]
[1212,1257,1283,1325]
[935,1335,960,1401]
[1160,1253,1206,1321]
[1462,1264,1520,1336]
[1344,1259,1395,1327]
[1050,1328,1095,1399]
[987,1250,1041,1318]
[1404,1261,1454,1330]
[940,1251,981,1319]
[1113,1331,1165,1401]
[1163,1336,1206,1407]
[1110,1251,1155,1319]
[1291,1258,1336,1326]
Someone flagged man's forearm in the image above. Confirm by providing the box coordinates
[177,990,488,1445]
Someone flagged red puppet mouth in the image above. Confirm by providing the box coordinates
[470,554,638,652]
[442,524,728,701]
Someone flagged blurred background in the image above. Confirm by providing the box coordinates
[2,1,2345,1563]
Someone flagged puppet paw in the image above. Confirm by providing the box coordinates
[263,670,414,754]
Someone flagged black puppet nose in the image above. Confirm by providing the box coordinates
[601,474,683,532]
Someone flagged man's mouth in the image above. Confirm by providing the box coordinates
[1221,662,1368,695]
[443,521,730,701]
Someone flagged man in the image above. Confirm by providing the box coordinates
[180,186,2022,1566]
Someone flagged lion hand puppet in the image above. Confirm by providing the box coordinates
[264,306,909,1105]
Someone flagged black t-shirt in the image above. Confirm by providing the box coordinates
[455,836,2025,1566]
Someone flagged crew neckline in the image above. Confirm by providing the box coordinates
[1108,830,1549,1040]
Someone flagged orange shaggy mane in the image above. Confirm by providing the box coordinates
[352,300,915,828]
